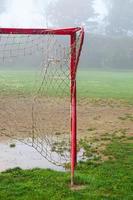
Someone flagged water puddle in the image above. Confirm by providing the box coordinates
[0,140,65,172]
[0,136,87,172]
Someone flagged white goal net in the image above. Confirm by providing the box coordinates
[0,28,84,167]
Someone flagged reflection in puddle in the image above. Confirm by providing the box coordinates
[0,140,65,172]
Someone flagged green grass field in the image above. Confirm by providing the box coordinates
[77,69,133,102]
[0,69,133,103]
[0,69,133,199]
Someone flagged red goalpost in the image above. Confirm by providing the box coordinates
[0,27,84,185]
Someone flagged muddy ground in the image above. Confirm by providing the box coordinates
[0,96,133,164]
[78,98,133,138]
[0,96,133,140]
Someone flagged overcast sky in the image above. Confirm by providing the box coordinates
[94,0,107,17]
[0,0,107,28]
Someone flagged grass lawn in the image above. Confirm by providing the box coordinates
[0,139,133,200]
[77,69,133,103]
[0,69,133,103]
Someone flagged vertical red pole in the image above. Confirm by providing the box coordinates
[70,32,77,186]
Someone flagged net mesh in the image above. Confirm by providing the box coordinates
[0,30,83,166]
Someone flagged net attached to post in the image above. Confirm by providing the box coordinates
[0,28,84,166]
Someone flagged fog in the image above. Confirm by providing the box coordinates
[0,0,133,70]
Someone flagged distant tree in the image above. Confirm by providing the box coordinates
[47,0,97,29]
[104,0,133,36]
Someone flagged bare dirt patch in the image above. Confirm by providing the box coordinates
[0,96,132,163]
[77,99,133,161]
[78,99,133,139]
[0,96,132,138]
[70,184,87,191]
[0,95,70,140]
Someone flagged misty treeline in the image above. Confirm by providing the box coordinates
[47,0,133,69]
[81,34,133,69]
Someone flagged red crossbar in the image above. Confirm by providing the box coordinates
[0,27,82,35]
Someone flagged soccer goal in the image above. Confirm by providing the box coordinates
[0,27,84,185]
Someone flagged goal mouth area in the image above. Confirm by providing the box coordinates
[0,27,85,185]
